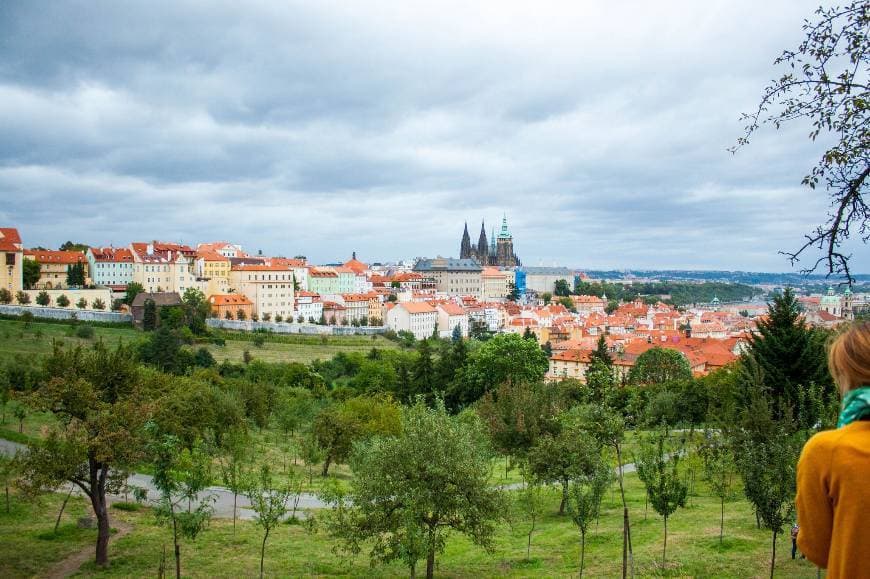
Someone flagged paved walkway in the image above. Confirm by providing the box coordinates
[2,436,648,519]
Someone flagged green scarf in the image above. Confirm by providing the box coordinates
[837,386,870,428]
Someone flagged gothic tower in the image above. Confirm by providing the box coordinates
[476,221,489,264]
[460,222,472,259]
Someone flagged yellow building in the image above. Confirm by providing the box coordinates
[23,250,89,289]
[195,250,231,281]
[0,228,24,294]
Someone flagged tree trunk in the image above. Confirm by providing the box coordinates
[662,515,668,567]
[559,481,568,515]
[426,547,436,579]
[615,445,634,578]
[622,508,628,579]
[770,530,777,579]
[5,482,9,513]
[55,485,74,534]
[410,561,416,579]
[720,496,725,544]
[321,454,332,477]
[172,505,181,579]
[644,493,648,521]
[260,529,269,579]
[88,462,111,567]
[527,527,533,561]
[18,418,23,433]
[233,492,238,535]
[580,531,587,579]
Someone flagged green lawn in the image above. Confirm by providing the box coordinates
[0,319,398,366]
[0,471,822,578]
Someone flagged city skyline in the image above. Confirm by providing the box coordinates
[2,1,868,272]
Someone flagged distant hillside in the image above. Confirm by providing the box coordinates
[583,269,870,289]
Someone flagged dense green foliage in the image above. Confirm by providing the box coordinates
[572,280,758,306]
[325,401,505,578]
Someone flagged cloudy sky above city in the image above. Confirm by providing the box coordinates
[1,0,865,272]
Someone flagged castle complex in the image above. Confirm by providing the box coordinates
[459,216,521,267]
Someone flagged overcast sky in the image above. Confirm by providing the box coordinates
[1,0,865,272]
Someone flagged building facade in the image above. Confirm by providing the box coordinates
[87,247,134,290]
[386,301,438,339]
[413,257,483,298]
[24,250,90,289]
[229,263,296,320]
[0,228,24,294]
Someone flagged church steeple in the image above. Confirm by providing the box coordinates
[477,221,489,262]
[460,222,472,259]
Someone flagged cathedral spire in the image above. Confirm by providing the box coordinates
[477,220,489,261]
[460,222,472,259]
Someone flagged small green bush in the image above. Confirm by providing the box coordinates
[75,325,95,339]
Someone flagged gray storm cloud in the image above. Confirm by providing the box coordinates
[1,0,865,271]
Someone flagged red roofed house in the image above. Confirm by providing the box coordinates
[87,247,134,290]
[24,249,89,289]
[386,301,437,339]
[209,293,254,320]
[437,302,469,337]
[0,228,24,294]
[548,349,593,381]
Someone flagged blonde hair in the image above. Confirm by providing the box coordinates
[828,322,870,394]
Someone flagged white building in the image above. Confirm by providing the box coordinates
[293,291,323,322]
[437,303,469,338]
[386,301,438,339]
[87,247,135,290]
[229,263,296,320]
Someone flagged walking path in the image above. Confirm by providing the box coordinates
[1,437,647,518]
[44,520,133,579]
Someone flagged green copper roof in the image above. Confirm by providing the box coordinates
[497,214,511,239]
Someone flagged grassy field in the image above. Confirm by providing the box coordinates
[0,469,821,578]
[0,319,398,366]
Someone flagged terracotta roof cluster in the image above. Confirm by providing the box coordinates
[24,249,87,264]
[90,247,134,262]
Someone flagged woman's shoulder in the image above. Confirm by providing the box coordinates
[799,428,845,464]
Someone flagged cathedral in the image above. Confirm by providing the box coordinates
[459,216,521,267]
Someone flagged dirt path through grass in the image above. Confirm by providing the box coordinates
[44,519,133,579]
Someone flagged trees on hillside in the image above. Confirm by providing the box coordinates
[325,401,504,579]
[733,1,868,281]
[17,343,152,566]
[744,288,833,419]
[312,396,401,476]
[629,347,692,385]
[635,428,688,567]
[450,333,548,409]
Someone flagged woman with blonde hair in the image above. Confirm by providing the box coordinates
[796,321,870,577]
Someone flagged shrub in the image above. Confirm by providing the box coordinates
[0,288,12,304]
[92,298,106,310]
[75,325,95,339]
[253,334,266,348]
[36,291,51,306]
[16,291,30,305]
[56,294,70,308]
[76,297,88,309]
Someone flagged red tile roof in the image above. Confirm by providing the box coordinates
[209,294,253,306]
[24,249,87,264]
[0,228,22,252]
